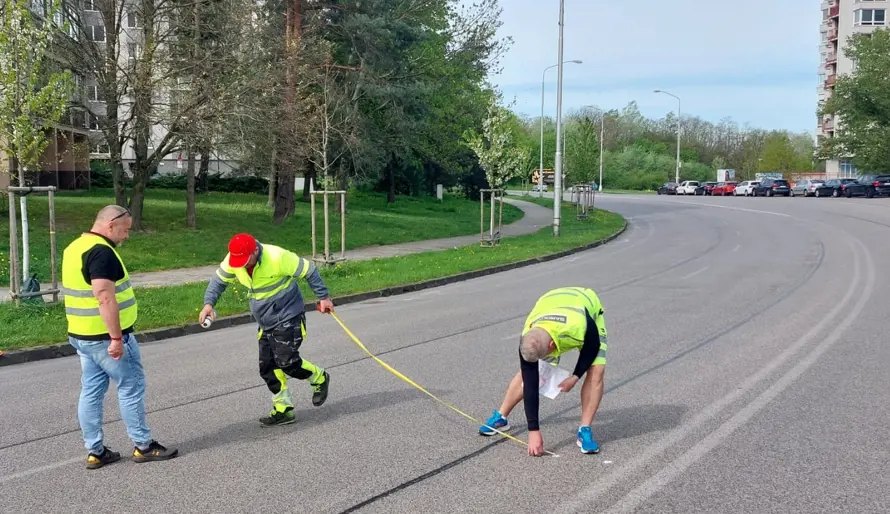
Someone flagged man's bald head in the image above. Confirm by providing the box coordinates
[94,204,130,224]
[519,327,553,363]
[91,204,132,244]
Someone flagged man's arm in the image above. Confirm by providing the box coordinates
[571,314,601,378]
[203,264,235,306]
[92,278,123,338]
[519,348,541,431]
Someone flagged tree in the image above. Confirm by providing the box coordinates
[0,0,74,280]
[817,29,890,173]
[463,92,528,189]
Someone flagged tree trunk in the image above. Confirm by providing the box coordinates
[274,0,302,222]
[387,162,396,204]
[302,160,315,202]
[186,147,197,229]
[267,144,277,208]
[337,158,348,213]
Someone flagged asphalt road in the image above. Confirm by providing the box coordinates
[2,192,889,513]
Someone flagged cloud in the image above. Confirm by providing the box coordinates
[484,0,821,133]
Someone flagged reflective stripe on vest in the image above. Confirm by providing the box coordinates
[521,286,606,357]
[61,233,138,336]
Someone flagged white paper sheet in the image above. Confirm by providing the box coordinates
[538,360,571,399]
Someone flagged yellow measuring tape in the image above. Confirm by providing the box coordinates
[329,310,559,457]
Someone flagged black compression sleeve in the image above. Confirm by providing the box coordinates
[572,312,601,378]
[520,347,541,431]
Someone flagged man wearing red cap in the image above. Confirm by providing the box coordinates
[199,233,335,426]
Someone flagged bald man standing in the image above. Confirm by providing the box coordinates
[62,205,178,469]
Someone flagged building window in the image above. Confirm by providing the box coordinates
[855,9,886,26]
[127,11,140,28]
[840,160,858,178]
[86,85,105,102]
[83,0,97,11]
[88,113,101,131]
[88,24,105,42]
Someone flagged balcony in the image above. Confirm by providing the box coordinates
[823,118,834,131]
[828,28,839,40]
[830,5,840,18]
[825,74,837,88]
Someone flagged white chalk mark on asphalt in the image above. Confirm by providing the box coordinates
[680,267,708,280]
[0,457,81,485]
[733,244,741,252]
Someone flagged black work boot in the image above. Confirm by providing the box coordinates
[311,371,330,407]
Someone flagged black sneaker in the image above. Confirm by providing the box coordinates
[311,371,330,407]
[86,446,121,469]
[260,407,296,427]
[132,440,179,463]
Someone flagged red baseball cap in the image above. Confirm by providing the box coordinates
[227,233,257,268]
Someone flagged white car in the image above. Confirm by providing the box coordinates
[677,180,700,195]
[734,181,760,196]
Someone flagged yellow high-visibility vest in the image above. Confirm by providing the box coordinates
[521,286,607,358]
[62,233,137,337]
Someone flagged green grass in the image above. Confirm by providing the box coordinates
[0,188,523,287]
[0,199,625,351]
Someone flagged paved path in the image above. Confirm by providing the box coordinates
[3,194,889,512]
[1,197,551,299]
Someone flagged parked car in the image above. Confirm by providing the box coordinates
[791,179,825,197]
[657,182,678,195]
[813,178,858,197]
[676,180,701,195]
[699,181,718,195]
[711,181,738,196]
[734,181,760,196]
[752,178,791,196]
[842,174,890,198]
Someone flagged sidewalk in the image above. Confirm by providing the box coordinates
[1,198,552,301]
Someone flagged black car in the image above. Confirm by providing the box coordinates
[842,174,890,198]
[696,181,718,195]
[813,178,858,197]
[752,178,791,196]
[657,182,678,195]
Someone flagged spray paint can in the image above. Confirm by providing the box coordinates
[201,309,218,329]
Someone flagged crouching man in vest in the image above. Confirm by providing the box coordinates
[62,205,178,469]
[199,233,335,427]
[479,286,608,456]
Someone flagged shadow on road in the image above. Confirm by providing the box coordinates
[546,403,688,451]
[176,387,453,454]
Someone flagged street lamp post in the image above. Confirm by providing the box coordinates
[553,0,566,236]
[539,59,581,198]
[598,114,604,191]
[654,89,681,184]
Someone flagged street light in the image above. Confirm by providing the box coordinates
[539,59,582,198]
[553,0,566,236]
[654,89,681,184]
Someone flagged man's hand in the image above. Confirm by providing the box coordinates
[317,298,334,313]
[108,338,124,360]
[558,375,580,393]
[527,430,545,456]
[198,304,215,324]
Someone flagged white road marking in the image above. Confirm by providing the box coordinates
[602,236,875,514]
[555,231,867,514]
[733,244,741,252]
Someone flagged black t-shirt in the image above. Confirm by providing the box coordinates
[81,233,126,284]
[70,232,131,340]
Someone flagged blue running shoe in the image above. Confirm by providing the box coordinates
[479,409,510,436]
[577,426,600,454]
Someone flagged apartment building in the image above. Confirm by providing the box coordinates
[819,0,888,178]
[78,0,238,179]
[1,0,91,191]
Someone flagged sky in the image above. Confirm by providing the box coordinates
[484,0,821,135]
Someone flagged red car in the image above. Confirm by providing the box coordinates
[711,181,738,196]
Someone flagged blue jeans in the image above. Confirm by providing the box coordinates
[68,333,152,454]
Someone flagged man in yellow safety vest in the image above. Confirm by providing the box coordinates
[62,205,178,469]
[479,286,608,456]
[199,233,335,427]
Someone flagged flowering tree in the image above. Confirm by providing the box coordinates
[463,92,529,189]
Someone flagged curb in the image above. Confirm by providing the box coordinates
[0,218,627,368]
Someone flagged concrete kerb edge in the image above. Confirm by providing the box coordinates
[0,219,628,368]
